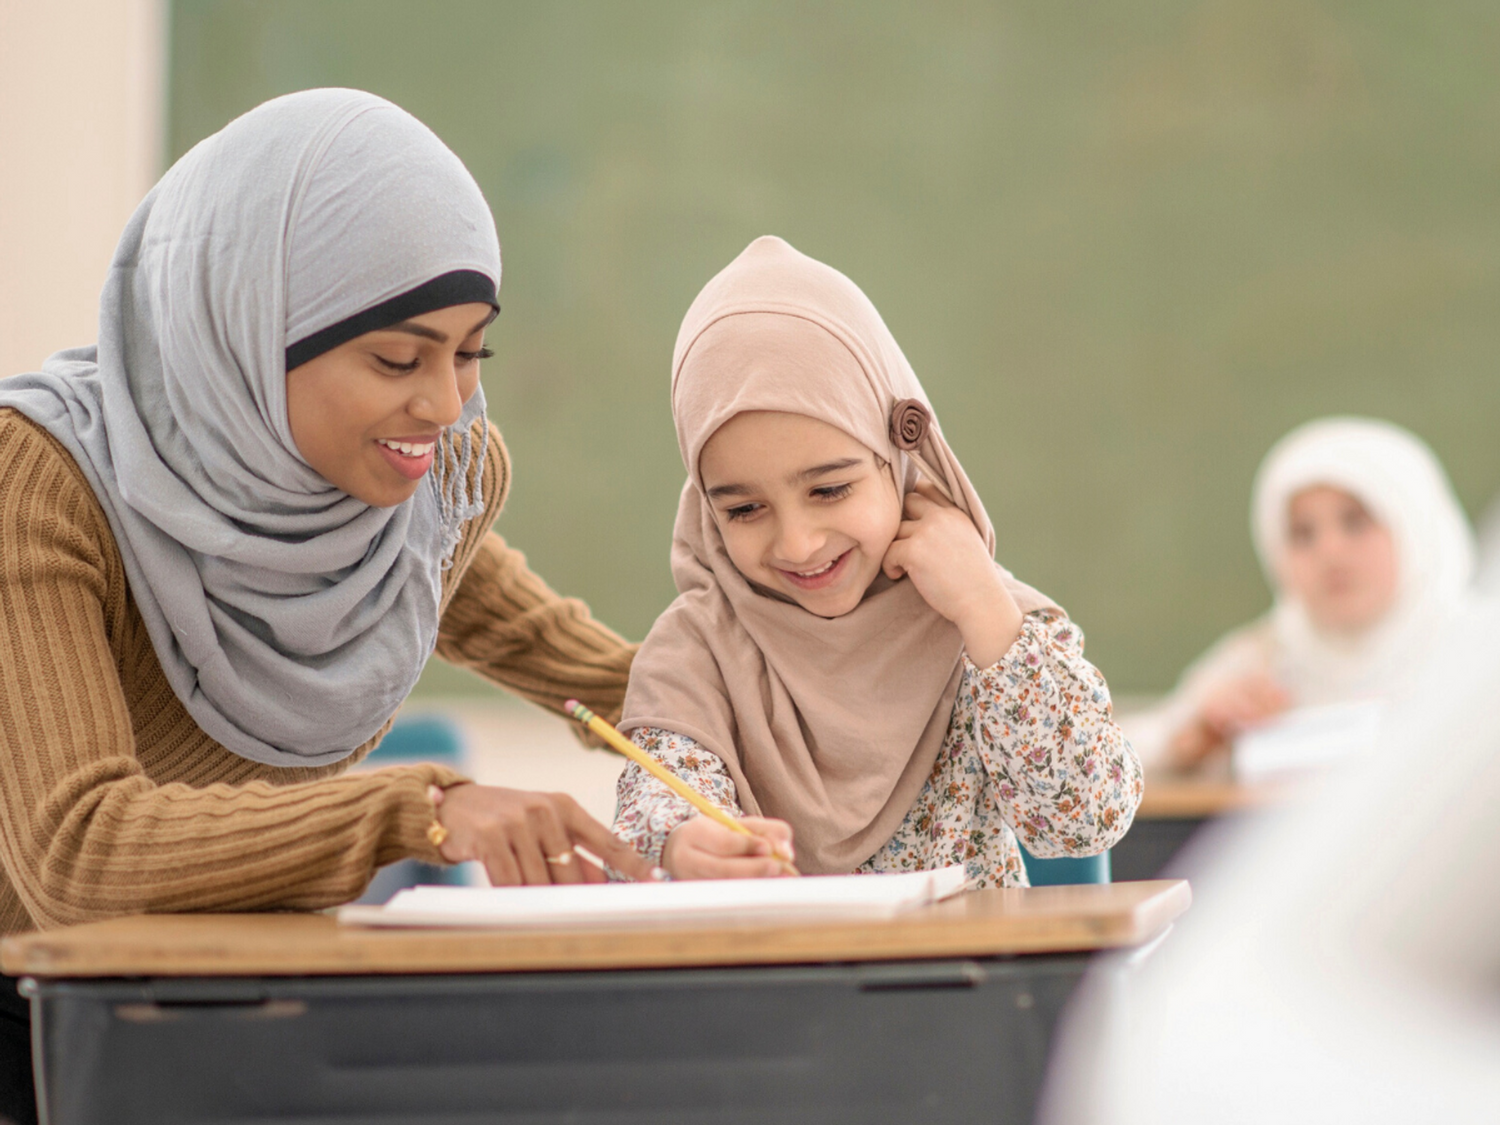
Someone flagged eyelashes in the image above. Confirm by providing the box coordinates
[375,356,421,374]
[721,483,854,522]
[374,346,492,374]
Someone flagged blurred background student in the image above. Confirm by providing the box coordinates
[1042,600,1500,1125]
[1123,417,1476,771]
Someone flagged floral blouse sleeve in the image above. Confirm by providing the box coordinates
[611,729,743,867]
[964,610,1142,858]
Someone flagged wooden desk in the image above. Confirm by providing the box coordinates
[3,881,1189,1125]
[1112,769,1288,880]
[2,880,1190,978]
[1137,772,1287,820]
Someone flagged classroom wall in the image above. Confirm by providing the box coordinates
[0,0,166,382]
[144,2,1500,692]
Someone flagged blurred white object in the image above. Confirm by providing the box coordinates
[1476,491,1500,594]
[1042,604,1500,1125]
[1231,700,1385,782]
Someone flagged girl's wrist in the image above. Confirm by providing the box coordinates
[958,597,1024,669]
[953,579,1023,668]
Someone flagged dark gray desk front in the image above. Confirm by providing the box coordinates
[27,955,1088,1125]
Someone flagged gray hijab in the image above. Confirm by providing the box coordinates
[0,89,500,767]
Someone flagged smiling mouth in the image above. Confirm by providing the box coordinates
[777,549,852,591]
[374,435,439,482]
[376,437,437,458]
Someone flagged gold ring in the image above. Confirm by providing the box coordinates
[545,850,574,866]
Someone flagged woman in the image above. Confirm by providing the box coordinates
[0,89,653,1121]
[1125,416,1475,768]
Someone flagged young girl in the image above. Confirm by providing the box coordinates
[1125,417,1476,769]
[612,236,1142,882]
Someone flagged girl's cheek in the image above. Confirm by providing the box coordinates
[722,528,766,580]
[875,493,904,548]
[859,514,899,561]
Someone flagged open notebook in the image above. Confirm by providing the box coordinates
[339,865,970,929]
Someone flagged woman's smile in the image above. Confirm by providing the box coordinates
[375,434,439,480]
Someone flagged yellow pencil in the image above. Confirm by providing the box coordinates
[565,700,799,875]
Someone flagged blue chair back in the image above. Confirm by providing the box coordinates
[355,715,471,902]
[1019,845,1111,886]
[365,715,465,765]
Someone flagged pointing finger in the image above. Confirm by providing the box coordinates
[563,804,656,883]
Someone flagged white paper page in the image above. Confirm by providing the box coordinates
[338,865,969,929]
[1233,700,1386,783]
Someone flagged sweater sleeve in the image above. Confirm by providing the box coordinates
[434,530,637,739]
[961,611,1144,859]
[0,446,466,931]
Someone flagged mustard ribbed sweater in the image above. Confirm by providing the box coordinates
[0,408,634,937]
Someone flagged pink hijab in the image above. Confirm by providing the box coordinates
[620,236,1057,874]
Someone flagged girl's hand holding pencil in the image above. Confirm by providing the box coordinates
[566,701,800,877]
[663,814,797,880]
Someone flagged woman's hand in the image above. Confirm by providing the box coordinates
[429,783,658,884]
[662,815,796,880]
[881,481,1023,668]
[1168,673,1291,769]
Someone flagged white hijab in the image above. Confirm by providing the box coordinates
[1251,417,1475,706]
[0,89,499,767]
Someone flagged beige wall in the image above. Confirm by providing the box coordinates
[0,0,165,377]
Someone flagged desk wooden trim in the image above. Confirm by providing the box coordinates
[1139,773,1287,819]
[2,880,1190,978]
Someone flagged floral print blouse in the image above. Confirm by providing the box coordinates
[612,611,1144,888]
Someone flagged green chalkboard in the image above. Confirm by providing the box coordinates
[170,0,1500,694]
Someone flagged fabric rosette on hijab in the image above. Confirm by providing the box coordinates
[1251,416,1476,705]
[621,235,1057,875]
[0,88,499,767]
